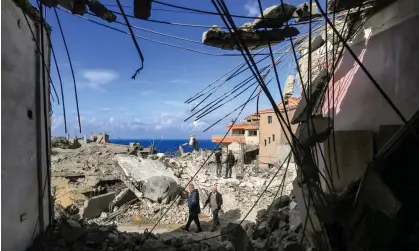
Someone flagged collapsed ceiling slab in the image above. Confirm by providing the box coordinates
[252,3,297,29]
[202,27,300,51]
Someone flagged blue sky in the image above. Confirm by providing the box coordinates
[45,0,306,139]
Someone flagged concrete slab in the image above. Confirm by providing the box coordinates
[82,192,116,219]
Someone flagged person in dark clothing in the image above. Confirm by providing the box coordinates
[214,148,222,177]
[224,150,235,178]
[181,184,203,233]
[203,187,223,232]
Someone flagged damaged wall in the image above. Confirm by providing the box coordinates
[1,0,52,250]
[317,0,419,193]
[322,0,419,131]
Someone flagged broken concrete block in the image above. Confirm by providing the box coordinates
[294,2,319,23]
[110,188,137,211]
[58,219,86,243]
[285,75,295,98]
[87,0,116,22]
[143,176,178,203]
[113,155,179,203]
[202,27,300,51]
[291,68,328,124]
[295,116,333,147]
[221,223,255,251]
[134,0,152,20]
[40,0,58,8]
[82,192,116,219]
[252,4,297,29]
[57,0,86,15]
[272,195,291,210]
[298,35,325,53]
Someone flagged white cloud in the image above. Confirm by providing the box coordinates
[80,69,118,90]
[100,108,112,112]
[244,1,260,16]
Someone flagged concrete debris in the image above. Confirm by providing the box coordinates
[252,4,296,29]
[202,27,300,51]
[87,0,116,22]
[50,144,300,249]
[113,155,179,203]
[82,192,116,219]
[294,2,320,23]
[134,0,152,20]
[285,75,296,99]
[110,188,137,211]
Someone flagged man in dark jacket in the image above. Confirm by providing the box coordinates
[203,187,223,232]
[181,184,203,233]
[214,148,222,177]
[224,150,235,179]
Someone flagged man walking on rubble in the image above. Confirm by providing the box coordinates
[203,186,223,232]
[215,148,222,177]
[181,184,203,233]
[224,150,235,179]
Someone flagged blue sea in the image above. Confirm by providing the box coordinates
[109,139,217,154]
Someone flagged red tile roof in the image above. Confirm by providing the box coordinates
[225,120,259,130]
[256,97,300,114]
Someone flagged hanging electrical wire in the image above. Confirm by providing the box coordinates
[115,0,145,79]
[145,75,274,237]
[58,7,291,58]
[53,7,82,133]
[35,0,68,133]
[20,11,60,104]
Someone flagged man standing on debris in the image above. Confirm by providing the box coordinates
[181,184,203,233]
[224,150,235,179]
[215,148,222,177]
[203,186,223,232]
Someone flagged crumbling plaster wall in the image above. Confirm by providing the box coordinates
[322,0,419,131]
[1,0,51,250]
[316,0,419,193]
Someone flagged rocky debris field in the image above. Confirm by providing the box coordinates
[50,143,299,247]
[31,193,305,251]
[52,143,129,176]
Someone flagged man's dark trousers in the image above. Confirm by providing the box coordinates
[185,214,202,230]
[212,208,220,228]
[225,165,232,178]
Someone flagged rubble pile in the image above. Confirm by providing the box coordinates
[242,196,306,251]
[29,217,242,251]
[51,143,128,175]
[104,150,297,225]
[34,195,303,251]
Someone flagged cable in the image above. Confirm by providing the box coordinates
[22,4,53,242]
[180,151,293,245]
[53,7,82,133]
[85,12,202,44]
[146,62,274,238]
[34,0,68,133]
[20,11,60,104]
[57,7,289,58]
[115,0,145,79]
